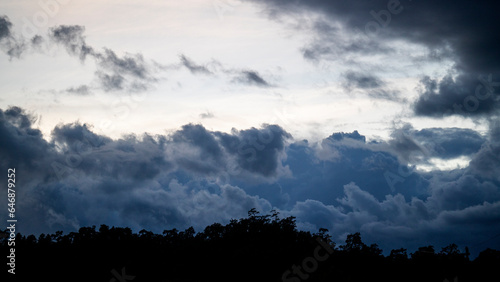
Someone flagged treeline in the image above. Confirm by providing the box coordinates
[1,209,499,282]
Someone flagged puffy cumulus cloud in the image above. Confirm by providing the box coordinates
[1,106,500,257]
[0,107,287,235]
[413,73,500,117]
[216,124,292,179]
[287,182,500,256]
[468,119,500,182]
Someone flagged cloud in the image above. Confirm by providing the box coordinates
[49,25,157,93]
[468,120,500,182]
[178,54,275,87]
[49,25,95,61]
[65,85,91,95]
[341,71,402,101]
[245,0,500,69]
[413,73,500,117]
[0,107,290,234]
[233,70,271,87]
[242,0,500,116]
[96,72,125,91]
[411,127,485,160]
[179,54,213,75]
[199,111,215,119]
[343,71,384,90]
[1,106,499,257]
[6,21,159,93]
[0,15,25,58]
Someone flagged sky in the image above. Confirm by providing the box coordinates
[1,0,500,257]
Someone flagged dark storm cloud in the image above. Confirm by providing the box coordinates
[468,120,500,182]
[328,130,366,142]
[179,54,213,75]
[242,0,500,116]
[244,0,500,70]
[0,15,25,58]
[216,124,291,177]
[0,107,287,234]
[411,127,485,159]
[275,128,500,255]
[413,73,500,117]
[1,106,499,257]
[0,107,54,169]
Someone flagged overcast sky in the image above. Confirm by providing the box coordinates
[1,0,500,257]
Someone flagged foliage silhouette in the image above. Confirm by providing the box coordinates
[1,209,499,282]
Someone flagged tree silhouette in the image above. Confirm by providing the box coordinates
[0,209,498,282]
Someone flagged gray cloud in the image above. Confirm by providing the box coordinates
[199,111,215,119]
[244,0,500,71]
[233,70,271,87]
[413,73,500,117]
[179,54,213,75]
[343,71,384,90]
[49,25,157,93]
[242,0,500,115]
[1,106,499,257]
[96,72,124,91]
[0,15,25,58]
[50,25,95,61]
[65,85,90,95]
[0,107,289,234]
[341,71,402,101]
[178,54,275,87]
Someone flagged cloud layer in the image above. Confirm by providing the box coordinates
[1,106,499,257]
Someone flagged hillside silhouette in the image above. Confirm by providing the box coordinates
[1,209,499,282]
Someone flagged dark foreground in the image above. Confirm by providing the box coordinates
[1,210,498,282]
